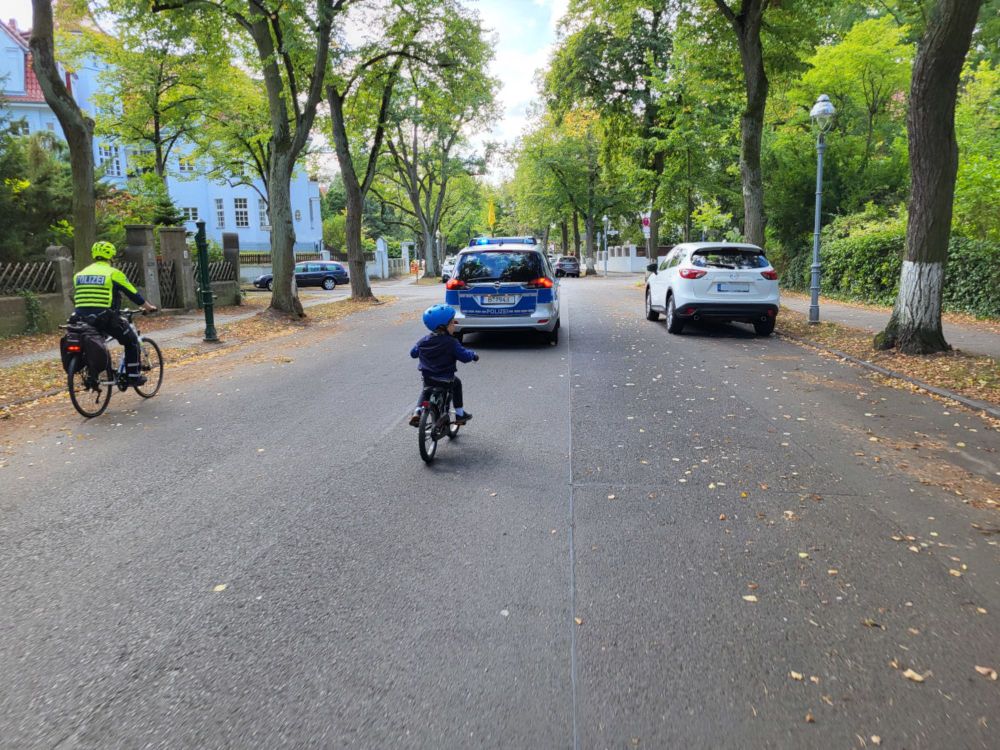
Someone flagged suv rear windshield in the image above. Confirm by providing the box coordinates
[457,251,545,283]
[691,248,769,269]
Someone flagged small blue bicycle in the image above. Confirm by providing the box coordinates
[418,382,461,463]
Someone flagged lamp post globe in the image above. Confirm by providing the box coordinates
[808,94,835,324]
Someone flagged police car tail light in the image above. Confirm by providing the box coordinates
[760,269,778,280]
[525,277,553,289]
[446,278,468,290]
[679,268,707,279]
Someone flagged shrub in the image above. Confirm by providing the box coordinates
[942,238,1000,318]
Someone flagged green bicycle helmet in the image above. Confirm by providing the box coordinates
[91,241,117,260]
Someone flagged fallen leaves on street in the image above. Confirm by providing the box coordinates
[777,308,1000,407]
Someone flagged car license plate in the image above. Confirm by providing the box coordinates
[481,294,517,305]
[717,283,749,293]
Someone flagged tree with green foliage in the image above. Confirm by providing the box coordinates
[30,0,96,269]
[152,0,339,317]
[520,111,632,274]
[0,131,73,262]
[64,13,216,186]
[188,64,273,208]
[376,11,496,277]
[546,0,675,252]
[952,61,1000,242]
[876,0,986,354]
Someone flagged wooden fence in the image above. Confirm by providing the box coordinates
[0,261,57,295]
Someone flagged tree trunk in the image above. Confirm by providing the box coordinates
[423,231,438,277]
[560,221,569,254]
[572,211,581,255]
[583,215,597,275]
[650,207,661,258]
[268,149,303,317]
[716,0,768,247]
[540,226,550,257]
[31,0,96,270]
[875,0,983,354]
[344,188,374,299]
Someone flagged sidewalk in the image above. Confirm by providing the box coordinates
[0,279,410,370]
[781,293,1000,359]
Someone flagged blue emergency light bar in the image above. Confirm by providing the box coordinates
[468,236,538,246]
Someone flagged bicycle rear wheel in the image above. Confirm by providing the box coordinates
[67,356,112,418]
[418,406,439,463]
[134,337,163,398]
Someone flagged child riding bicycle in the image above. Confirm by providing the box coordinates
[409,304,478,427]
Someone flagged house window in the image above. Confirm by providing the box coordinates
[98,144,122,177]
[234,198,249,228]
[294,209,302,221]
[182,207,199,222]
[215,198,225,228]
[178,156,196,174]
[258,199,270,229]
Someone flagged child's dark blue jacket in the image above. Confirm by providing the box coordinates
[410,332,477,379]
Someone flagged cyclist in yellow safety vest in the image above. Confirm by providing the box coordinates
[73,241,157,384]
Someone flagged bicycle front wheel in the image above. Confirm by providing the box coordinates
[134,337,163,398]
[67,356,112,418]
[418,406,439,463]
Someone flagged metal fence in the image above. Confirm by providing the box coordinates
[193,260,236,282]
[239,252,323,264]
[0,261,57,295]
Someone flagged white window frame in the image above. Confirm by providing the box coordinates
[178,155,196,174]
[98,144,122,177]
[258,198,270,229]
[234,198,249,228]
[215,198,225,228]
[182,207,199,222]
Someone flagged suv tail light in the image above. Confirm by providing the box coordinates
[446,278,468,290]
[524,277,554,289]
[760,270,778,280]
[679,268,707,279]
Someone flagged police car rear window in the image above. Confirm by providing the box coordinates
[457,251,545,283]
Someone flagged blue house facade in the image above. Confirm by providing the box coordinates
[0,18,322,252]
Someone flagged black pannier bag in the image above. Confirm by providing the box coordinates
[60,322,110,376]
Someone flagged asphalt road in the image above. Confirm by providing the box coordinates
[1,277,998,748]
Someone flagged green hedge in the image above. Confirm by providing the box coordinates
[780,221,1000,319]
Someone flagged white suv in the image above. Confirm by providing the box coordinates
[644,242,779,336]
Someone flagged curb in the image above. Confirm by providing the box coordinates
[777,331,1000,419]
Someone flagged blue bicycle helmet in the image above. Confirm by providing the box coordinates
[423,304,456,331]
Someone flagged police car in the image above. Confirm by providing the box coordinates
[444,237,560,345]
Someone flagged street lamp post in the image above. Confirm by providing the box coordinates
[602,215,609,276]
[808,94,835,324]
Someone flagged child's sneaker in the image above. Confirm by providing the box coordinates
[454,411,472,425]
[409,410,422,427]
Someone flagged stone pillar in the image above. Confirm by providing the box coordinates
[221,232,242,306]
[46,245,75,318]
[375,237,389,279]
[121,224,161,306]
[160,226,197,309]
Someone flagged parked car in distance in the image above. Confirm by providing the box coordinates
[441,255,457,282]
[644,242,779,336]
[445,236,561,345]
[554,255,580,277]
[254,261,350,291]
